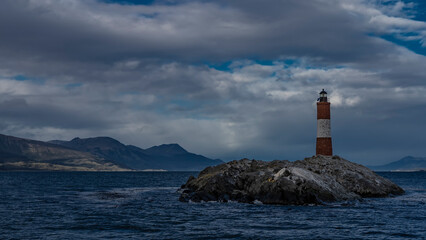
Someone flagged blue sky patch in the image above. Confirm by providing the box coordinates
[65,83,83,89]
[13,75,45,84]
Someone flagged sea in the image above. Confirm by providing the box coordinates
[0,171,425,240]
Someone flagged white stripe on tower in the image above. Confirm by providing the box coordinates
[317,119,331,138]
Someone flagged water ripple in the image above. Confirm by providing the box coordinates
[0,171,425,239]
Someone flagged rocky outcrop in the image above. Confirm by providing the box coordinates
[179,155,405,205]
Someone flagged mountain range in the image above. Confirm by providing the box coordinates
[2,132,423,172]
[0,134,125,171]
[368,156,426,171]
[0,133,223,171]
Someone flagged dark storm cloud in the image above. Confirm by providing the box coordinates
[0,0,401,65]
[0,0,425,164]
[0,98,112,129]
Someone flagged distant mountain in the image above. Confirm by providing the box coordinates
[49,137,153,170]
[0,134,127,171]
[369,156,426,171]
[145,143,188,156]
[49,137,223,171]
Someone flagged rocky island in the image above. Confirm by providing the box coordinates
[179,155,405,205]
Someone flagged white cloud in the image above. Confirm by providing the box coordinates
[0,0,426,164]
[114,60,140,70]
[341,0,426,43]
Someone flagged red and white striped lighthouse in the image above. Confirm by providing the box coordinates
[316,89,333,156]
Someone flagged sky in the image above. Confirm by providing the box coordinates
[0,0,425,165]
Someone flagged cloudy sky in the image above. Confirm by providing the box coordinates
[1,0,425,165]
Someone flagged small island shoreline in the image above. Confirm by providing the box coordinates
[179,155,405,205]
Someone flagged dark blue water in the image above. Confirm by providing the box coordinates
[0,171,425,239]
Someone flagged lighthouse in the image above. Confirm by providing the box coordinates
[316,89,333,156]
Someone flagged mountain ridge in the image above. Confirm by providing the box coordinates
[48,137,223,171]
[0,133,223,171]
[0,133,127,171]
[369,156,426,171]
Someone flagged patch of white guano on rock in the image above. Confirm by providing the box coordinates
[274,167,322,183]
[274,167,288,179]
[274,167,355,199]
[274,167,325,186]
[317,119,331,138]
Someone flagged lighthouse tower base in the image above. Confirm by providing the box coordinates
[316,138,332,156]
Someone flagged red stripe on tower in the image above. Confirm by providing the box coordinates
[316,89,333,156]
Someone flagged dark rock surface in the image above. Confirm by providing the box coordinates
[179,155,405,205]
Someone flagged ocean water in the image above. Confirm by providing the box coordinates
[0,171,425,240]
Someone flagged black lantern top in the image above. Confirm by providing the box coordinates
[318,89,328,102]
